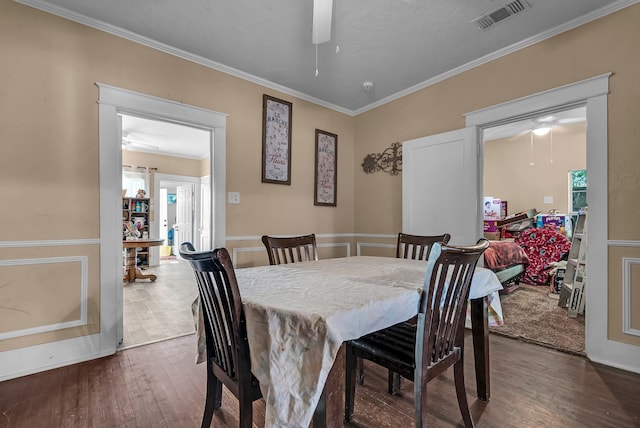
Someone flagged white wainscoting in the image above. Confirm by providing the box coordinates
[226,233,402,264]
[231,242,352,265]
[622,257,640,337]
[0,255,89,340]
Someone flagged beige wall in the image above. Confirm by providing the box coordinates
[0,0,354,350]
[354,5,640,347]
[484,123,586,216]
[1,0,639,353]
[123,150,207,178]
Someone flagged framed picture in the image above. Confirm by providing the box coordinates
[314,129,338,207]
[167,193,177,205]
[262,94,292,184]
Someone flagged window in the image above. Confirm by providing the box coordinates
[122,170,149,198]
[569,169,587,214]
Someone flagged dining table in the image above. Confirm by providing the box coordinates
[194,255,503,428]
[122,238,164,282]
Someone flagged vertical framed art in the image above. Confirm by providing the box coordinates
[262,94,292,184]
[314,129,337,206]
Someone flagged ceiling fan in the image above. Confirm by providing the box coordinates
[121,133,159,151]
[484,108,587,142]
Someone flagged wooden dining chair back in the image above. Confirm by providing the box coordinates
[384,232,452,393]
[261,234,318,265]
[396,232,451,260]
[179,242,262,428]
[345,239,490,428]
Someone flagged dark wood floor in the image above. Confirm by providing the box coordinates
[1,333,639,428]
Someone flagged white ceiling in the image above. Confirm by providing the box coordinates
[121,114,211,159]
[19,0,627,156]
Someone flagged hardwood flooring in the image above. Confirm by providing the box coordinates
[2,333,639,427]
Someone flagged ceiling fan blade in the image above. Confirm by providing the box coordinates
[556,117,585,125]
[122,136,159,150]
[312,0,332,44]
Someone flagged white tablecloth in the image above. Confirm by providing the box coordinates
[194,256,503,428]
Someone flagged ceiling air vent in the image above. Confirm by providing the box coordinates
[472,0,531,30]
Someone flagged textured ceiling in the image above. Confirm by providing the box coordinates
[17,0,632,158]
[17,0,630,115]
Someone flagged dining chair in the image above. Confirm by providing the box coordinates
[384,232,452,394]
[179,242,262,428]
[261,233,318,265]
[345,238,490,428]
[396,232,452,260]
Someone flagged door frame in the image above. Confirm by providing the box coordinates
[152,174,202,265]
[465,73,638,373]
[98,83,227,351]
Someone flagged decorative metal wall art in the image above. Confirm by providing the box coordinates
[361,142,402,175]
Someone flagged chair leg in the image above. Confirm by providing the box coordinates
[414,378,427,428]
[344,346,358,422]
[238,392,254,428]
[387,370,402,395]
[201,369,222,428]
[453,359,475,428]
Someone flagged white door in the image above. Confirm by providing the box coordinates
[174,185,193,256]
[199,176,211,251]
[159,188,168,244]
[402,127,480,246]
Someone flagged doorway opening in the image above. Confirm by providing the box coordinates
[120,113,210,349]
[481,106,587,355]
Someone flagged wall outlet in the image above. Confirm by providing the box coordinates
[228,192,240,204]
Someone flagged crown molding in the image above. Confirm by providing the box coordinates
[15,0,640,117]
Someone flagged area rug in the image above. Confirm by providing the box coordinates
[490,283,586,356]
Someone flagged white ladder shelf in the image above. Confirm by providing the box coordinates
[558,211,587,317]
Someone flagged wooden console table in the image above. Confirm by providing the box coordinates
[122,238,164,283]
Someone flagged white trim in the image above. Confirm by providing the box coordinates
[0,256,89,340]
[465,73,611,126]
[97,83,228,128]
[13,1,352,116]
[0,239,100,248]
[622,258,640,337]
[15,0,638,116]
[225,233,397,242]
[352,233,398,239]
[0,334,109,382]
[465,73,640,374]
[353,3,634,115]
[152,172,204,264]
[609,240,640,247]
[98,84,227,356]
[319,242,351,257]
[231,242,351,265]
[356,242,396,256]
[231,246,265,264]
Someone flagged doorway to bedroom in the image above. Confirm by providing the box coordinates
[482,106,587,355]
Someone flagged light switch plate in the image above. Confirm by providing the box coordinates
[228,192,240,204]
[544,196,553,204]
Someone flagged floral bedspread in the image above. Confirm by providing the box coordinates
[515,228,571,284]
